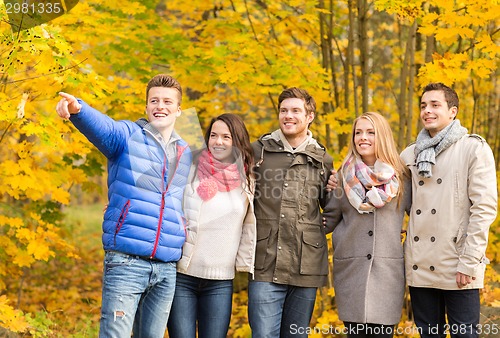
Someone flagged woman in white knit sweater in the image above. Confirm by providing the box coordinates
[167,113,256,338]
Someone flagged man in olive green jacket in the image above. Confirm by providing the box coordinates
[248,87,333,338]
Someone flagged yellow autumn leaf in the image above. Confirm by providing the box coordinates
[1,160,20,176]
[0,215,24,228]
[233,323,251,338]
[8,174,31,193]
[27,239,55,261]
[51,188,71,205]
[118,2,146,15]
[475,34,500,57]
[0,296,29,333]
[12,250,35,268]
[327,287,335,297]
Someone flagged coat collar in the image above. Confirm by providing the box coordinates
[257,131,326,163]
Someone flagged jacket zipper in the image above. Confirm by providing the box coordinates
[114,200,131,246]
[150,144,187,259]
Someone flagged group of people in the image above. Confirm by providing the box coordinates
[55,74,497,338]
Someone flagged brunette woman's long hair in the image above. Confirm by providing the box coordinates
[203,113,254,191]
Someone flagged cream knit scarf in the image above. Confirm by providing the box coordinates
[342,156,399,214]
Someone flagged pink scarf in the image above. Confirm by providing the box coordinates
[196,150,241,201]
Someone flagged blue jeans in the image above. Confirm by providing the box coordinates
[98,251,176,338]
[248,281,317,338]
[167,273,233,338]
[409,287,480,338]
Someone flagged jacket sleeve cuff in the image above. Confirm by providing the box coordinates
[68,99,88,122]
[457,249,487,277]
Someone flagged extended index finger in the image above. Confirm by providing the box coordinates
[58,92,75,101]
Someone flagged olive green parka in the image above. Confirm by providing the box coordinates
[251,132,333,287]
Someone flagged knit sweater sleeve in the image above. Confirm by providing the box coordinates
[235,198,256,274]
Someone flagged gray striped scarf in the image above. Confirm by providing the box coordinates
[414,119,467,178]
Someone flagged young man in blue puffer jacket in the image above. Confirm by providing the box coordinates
[55,74,192,338]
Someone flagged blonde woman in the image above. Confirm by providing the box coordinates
[323,112,411,338]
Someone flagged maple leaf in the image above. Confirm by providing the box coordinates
[0,296,29,333]
[27,239,55,261]
[51,188,70,205]
[12,250,35,268]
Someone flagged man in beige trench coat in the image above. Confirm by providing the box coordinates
[400,82,497,338]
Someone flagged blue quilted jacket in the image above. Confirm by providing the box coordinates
[70,101,192,262]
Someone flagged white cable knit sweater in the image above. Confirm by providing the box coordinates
[177,166,256,280]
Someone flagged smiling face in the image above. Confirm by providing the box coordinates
[420,90,457,137]
[208,120,234,163]
[279,98,314,147]
[145,87,181,133]
[354,117,376,166]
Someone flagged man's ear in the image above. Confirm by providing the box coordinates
[450,106,458,119]
[307,112,315,123]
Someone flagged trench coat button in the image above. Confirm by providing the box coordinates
[414,236,419,242]
[278,246,282,250]
[284,183,289,187]
[367,254,372,260]
[437,178,442,184]
[430,236,436,242]
[416,209,421,215]
[287,153,291,157]
[368,230,373,236]
[453,237,457,243]
[273,277,278,281]
[418,180,424,186]
[413,265,418,270]
[431,209,436,214]
[430,266,435,271]
[281,214,285,218]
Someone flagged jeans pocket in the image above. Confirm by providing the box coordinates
[104,251,136,272]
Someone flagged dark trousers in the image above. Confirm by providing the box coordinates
[409,286,480,338]
[344,322,395,338]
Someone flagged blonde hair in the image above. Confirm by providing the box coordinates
[343,112,409,202]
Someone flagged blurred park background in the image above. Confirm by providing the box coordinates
[0,0,498,336]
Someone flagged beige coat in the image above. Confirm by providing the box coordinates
[323,172,411,325]
[400,134,497,290]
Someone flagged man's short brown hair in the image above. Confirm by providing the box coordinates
[278,87,316,115]
[146,74,182,104]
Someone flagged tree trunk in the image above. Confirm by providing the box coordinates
[406,21,417,147]
[357,0,369,113]
[318,0,333,150]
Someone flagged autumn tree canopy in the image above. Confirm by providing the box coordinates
[0,0,498,335]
